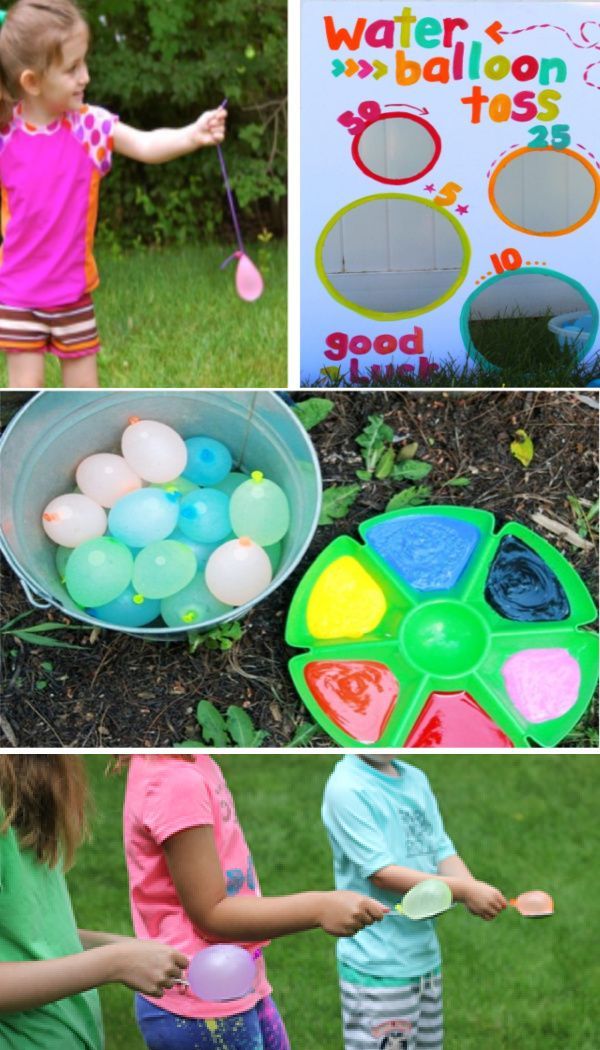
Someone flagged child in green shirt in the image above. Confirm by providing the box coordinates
[0,756,188,1049]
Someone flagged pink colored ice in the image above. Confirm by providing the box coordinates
[502,648,580,723]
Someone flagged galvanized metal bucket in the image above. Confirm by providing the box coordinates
[0,390,322,641]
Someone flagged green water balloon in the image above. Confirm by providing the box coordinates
[230,470,290,546]
[394,880,453,921]
[133,540,197,599]
[64,537,133,607]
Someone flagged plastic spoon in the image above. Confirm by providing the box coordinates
[217,100,264,302]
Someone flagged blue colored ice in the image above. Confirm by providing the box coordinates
[365,515,480,591]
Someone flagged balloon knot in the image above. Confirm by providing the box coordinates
[128,416,141,425]
[251,470,264,484]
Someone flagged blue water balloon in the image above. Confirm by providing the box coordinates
[87,584,162,627]
[183,436,233,486]
[109,488,180,548]
[178,488,231,543]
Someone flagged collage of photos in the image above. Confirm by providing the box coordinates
[0,3,598,1050]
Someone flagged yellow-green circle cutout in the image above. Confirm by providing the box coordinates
[315,193,471,321]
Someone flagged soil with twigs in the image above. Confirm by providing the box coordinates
[1,389,598,748]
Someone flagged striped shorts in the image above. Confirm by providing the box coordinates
[0,293,101,358]
[340,973,443,1050]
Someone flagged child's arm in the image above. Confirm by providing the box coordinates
[370,856,506,920]
[162,825,388,940]
[113,106,227,164]
[0,941,189,1013]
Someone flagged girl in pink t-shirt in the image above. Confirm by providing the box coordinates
[123,755,388,1050]
[0,0,226,389]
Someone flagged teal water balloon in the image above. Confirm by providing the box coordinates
[183,436,233,486]
[264,539,282,574]
[230,471,290,546]
[133,540,197,599]
[65,538,133,607]
[214,471,248,497]
[109,488,180,548]
[178,489,231,544]
[87,584,161,627]
[160,574,232,627]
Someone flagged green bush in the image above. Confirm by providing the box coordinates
[85,0,286,246]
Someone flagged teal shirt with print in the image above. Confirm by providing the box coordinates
[321,757,456,980]
[0,819,103,1050]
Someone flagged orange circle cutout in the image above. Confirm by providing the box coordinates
[489,146,600,237]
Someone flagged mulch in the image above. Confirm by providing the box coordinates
[1,389,598,748]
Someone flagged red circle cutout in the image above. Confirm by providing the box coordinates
[351,112,442,186]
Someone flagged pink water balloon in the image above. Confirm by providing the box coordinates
[121,418,187,483]
[76,453,142,508]
[187,945,256,1002]
[234,252,264,302]
[205,537,272,606]
[42,493,107,548]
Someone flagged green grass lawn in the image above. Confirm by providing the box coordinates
[0,242,287,389]
[69,756,600,1049]
[311,314,600,388]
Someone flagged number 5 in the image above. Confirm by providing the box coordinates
[433,182,462,207]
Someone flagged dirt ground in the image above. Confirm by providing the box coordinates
[1,389,598,748]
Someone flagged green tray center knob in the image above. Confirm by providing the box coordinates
[402,601,488,676]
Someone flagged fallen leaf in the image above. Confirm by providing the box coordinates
[510,429,534,467]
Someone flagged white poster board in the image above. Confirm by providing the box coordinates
[301,1,600,382]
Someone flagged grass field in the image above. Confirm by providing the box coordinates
[68,755,600,1049]
[0,242,287,389]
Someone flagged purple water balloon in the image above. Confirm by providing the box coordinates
[187,945,256,1002]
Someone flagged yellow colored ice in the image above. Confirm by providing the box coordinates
[307,556,387,639]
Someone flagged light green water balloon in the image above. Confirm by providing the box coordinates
[230,470,290,546]
[64,538,133,607]
[133,540,196,599]
[394,880,452,921]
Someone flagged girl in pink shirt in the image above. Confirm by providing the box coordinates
[123,755,387,1050]
[0,0,226,389]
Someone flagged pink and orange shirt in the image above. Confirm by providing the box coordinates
[123,756,272,1020]
[0,103,118,309]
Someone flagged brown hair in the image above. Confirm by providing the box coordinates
[0,1,88,124]
[0,756,89,870]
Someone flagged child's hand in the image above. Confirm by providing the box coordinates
[319,890,389,937]
[110,940,189,997]
[462,880,507,921]
[190,106,227,149]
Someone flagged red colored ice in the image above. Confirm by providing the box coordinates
[404,691,515,748]
[304,661,398,743]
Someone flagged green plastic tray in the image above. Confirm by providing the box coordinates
[286,507,598,747]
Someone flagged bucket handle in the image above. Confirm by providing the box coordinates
[18,576,53,610]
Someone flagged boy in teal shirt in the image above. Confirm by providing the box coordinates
[322,756,506,1050]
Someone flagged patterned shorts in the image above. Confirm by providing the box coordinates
[0,293,101,358]
[340,972,443,1050]
[135,993,291,1050]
